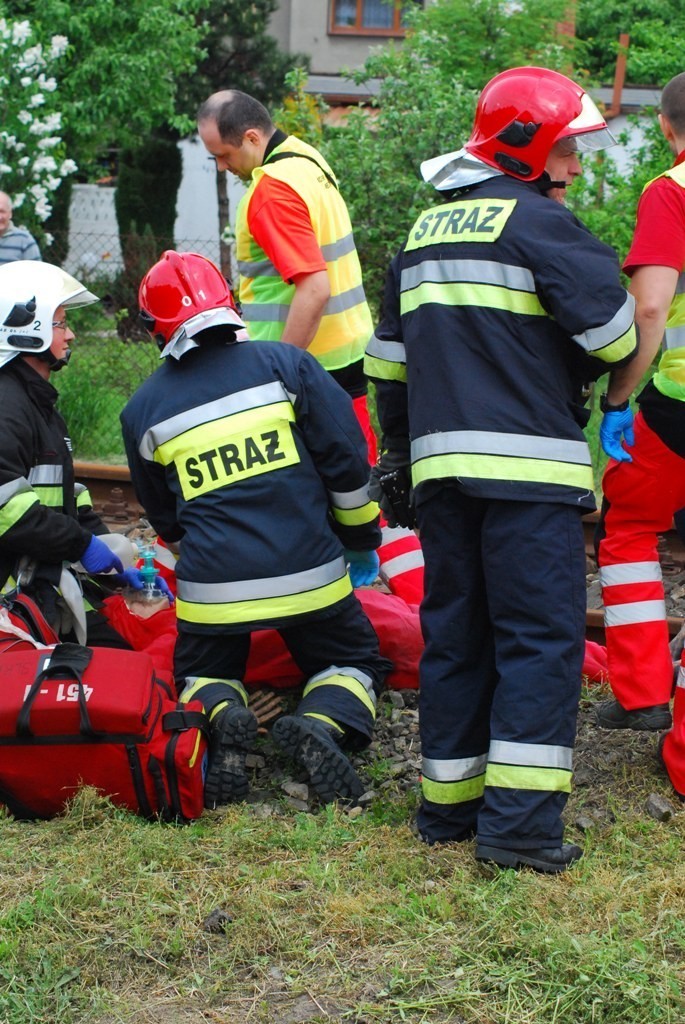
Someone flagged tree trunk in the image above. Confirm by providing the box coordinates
[216,167,234,285]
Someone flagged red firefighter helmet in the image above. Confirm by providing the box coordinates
[465,66,615,181]
[138,250,244,353]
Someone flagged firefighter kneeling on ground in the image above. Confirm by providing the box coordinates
[121,251,390,808]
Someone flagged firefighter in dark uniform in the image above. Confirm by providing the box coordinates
[121,251,389,809]
[365,67,639,872]
[0,260,143,646]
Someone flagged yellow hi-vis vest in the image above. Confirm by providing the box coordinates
[236,135,372,373]
[647,163,685,402]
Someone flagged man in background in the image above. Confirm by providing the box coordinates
[0,192,41,266]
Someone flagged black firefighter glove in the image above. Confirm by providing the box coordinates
[369,449,415,529]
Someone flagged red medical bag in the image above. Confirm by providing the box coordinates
[0,642,208,821]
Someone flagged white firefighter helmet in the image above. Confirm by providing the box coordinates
[0,261,99,369]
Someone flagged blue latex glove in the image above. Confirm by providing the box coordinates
[114,567,175,604]
[80,535,124,574]
[599,407,635,463]
[345,549,380,588]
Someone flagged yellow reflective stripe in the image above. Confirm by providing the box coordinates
[400,280,547,317]
[176,574,352,625]
[303,673,376,717]
[0,490,39,535]
[421,774,485,804]
[181,677,248,705]
[364,352,407,383]
[331,499,379,527]
[593,323,638,364]
[303,712,345,735]
[485,763,572,793]
[32,485,64,507]
[75,488,93,509]
[188,731,203,768]
[412,452,595,490]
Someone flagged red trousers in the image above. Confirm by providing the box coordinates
[598,412,685,795]
[599,412,685,708]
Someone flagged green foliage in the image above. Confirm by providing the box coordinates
[273,67,327,148]
[568,116,671,265]
[176,0,306,114]
[115,129,182,240]
[406,0,572,90]
[2,0,207,168]
[576,0,685,85]
[313,0,575,313]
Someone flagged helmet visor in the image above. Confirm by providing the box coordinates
[560,93,616,152]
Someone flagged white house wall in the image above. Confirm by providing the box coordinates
[65,136,246,279]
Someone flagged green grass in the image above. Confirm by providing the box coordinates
[53,311,158,463]
[0,773,683,1024]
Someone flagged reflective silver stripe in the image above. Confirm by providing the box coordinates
[381,524,416,543]
[321,233,356,262]
[176,556,346,604]
[663,325,685,350]
[365,333,406,364]
[489,739,573,771]
[241,301,291,322]
[572,293,635,352]
[604,600,666,627]
[74,483,87,495]
[379,550,424,580]
[307,664,375,697]
[139,380,293,460]
[243,284,367,324]
[422,754,488,781]
[27,464,63,485]
[324,283,367,316]
[401,259,536,294]
[238,258,280,277]
[0,476,33,507]
[411,430,591,466]
[328,484,372,509]
[599,561,663,587]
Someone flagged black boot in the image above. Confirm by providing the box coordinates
[271,715,364,803]
[475,842,583,874]
[204,705,258,809]
[595,699,672,731]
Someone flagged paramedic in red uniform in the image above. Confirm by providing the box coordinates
[595,73,685,801]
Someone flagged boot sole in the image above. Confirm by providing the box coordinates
[596,709,672,732]
[475,844,582,874]
[272,716,364,804]
[204,708,258,809]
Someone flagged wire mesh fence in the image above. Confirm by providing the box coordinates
[50,229,230,465]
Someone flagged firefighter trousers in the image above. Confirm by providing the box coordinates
[415,485,586,849]
[597,412,685,710]
[174,595,390,750]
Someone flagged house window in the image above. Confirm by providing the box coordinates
[330,0,418,36]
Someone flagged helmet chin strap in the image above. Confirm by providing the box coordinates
[537,171,567,194]
[37,347,71,372]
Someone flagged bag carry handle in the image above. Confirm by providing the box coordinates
[16,643,103,740]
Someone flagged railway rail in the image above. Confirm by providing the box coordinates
[75,461,685,645]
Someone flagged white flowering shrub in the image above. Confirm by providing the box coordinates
[0,18,77,245]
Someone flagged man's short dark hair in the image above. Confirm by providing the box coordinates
[197,91,274,146]
[661,73,685,135]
